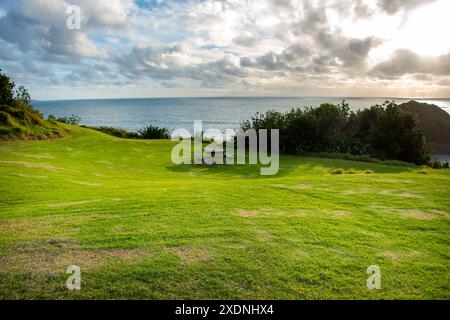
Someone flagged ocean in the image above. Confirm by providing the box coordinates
[32,97,450,133]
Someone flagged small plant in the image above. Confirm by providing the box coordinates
[57,114,81,125]
[138,125,170,139]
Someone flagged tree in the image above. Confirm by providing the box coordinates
[358,102,430,164]
[15,86,31,105]
[0,69,15,105]
[242,101,430,165]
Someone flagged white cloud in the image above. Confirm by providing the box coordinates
[0,0,448,98]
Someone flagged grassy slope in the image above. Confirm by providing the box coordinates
[0,103,65,140]
[0,124,449,299]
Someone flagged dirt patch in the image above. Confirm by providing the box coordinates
[93,173,107,177]
[371,206,446,220]
[95,160,112,165]
[398,192,423,199]
[0,160,62,172]
[0,218,37,234]
[400,210,434,220]
[0,214,102,236]
[380,190,422,199]
[15,173,48,179]
[430,210,450,218]
[270,183,311,191]
[15,238,78,251]
[237,209,259,217]
[48,200,101,207]
[236,208,304,218]
[253,228,273,241]
[67,180,102,187]
[379,250,403,262]
[378,250,422,262]
[166,246,212,263]
[0,239,149,276]
[19,153,54,159]
[332,210,351,217]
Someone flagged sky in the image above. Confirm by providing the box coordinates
[0,0,449,100]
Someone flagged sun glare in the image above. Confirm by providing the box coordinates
[397,0,450,56]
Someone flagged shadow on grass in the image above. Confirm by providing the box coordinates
[166,155,415,179]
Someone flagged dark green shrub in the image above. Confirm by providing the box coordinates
[138,125,170,139]
[242,100,430,165]
[57,114,81,125]
[0,69,14,105]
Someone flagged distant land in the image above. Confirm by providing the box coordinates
[400,101,450,154]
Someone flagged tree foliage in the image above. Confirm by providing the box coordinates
[0,69,15,105]
[242,101,430,165]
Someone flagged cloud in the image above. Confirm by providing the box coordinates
[0,0,103,61]
[78,0,130,29]
[232,33,260,47]
[353,0,373,19]
[370,49,450,78]
[377,0,437,14]
[240,2,381,75]
[115,44,247,87]
[0,0,448,98]
[0,0,133,62]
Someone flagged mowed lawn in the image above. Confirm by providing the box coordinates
[0,124,449,299]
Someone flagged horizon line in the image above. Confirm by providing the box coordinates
[32,96,450,102]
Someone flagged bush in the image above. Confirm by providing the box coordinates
[357,101,429,165]
[242,100,430,165]
[57,114,81,125]
[138,125,170,139]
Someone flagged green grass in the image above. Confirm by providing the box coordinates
[0,103,65,140]
[0,124,449,299]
